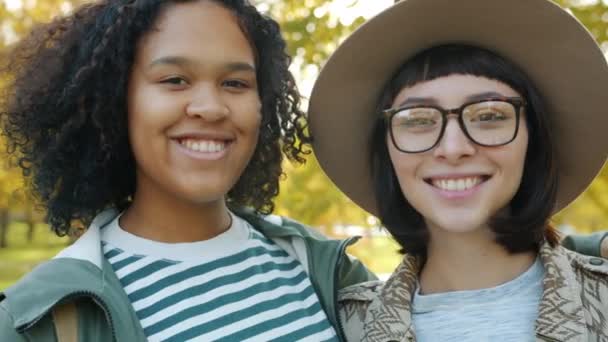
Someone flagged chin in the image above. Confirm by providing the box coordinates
[173,185,229,205]
[428,216,489,235]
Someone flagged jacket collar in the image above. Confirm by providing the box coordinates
[361,243,587,342]
[361,254,420,341]
[53,208,118,268]
[535,244,587,341]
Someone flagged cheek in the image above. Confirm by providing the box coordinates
[239,111,261,144]
[490,124,529,199]
[387,138,420,187]
[510,123,529,180]
[236,100,262,137]
[127,107,166,149]
[128,73,187,128]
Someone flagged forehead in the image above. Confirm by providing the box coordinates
[392,74,521,107]
[135,0,255,67]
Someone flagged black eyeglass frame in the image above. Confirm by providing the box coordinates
[382,97,527,153]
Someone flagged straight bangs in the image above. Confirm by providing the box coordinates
[383,44,530,110]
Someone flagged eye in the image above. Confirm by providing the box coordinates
[403,117,437,127]
[392,108,441,130]
[160,76,188,86]
[222,79,250,89]
[472,111,508,122]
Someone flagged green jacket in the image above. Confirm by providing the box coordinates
[0,209,376,342]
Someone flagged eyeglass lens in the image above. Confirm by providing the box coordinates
[390,100,518,152]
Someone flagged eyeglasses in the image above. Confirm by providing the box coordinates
[382,97,526,153]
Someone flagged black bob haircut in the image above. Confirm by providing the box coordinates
[0,0,309,236]
[370,44,560,257]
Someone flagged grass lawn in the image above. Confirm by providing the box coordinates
[0,222,69,290]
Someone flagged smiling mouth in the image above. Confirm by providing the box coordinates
[177,138,229,153]
[425,175,491,191]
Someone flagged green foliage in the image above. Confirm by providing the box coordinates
[554,0,608,46]
[275,153,371,232]
[254,0,366,67]
[554,163,608,231]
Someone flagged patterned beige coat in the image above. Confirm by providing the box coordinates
[339,244,608,341]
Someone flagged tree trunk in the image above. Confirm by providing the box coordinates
[0,209,9,248]
[26,208,35,242]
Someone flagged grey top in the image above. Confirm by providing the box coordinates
[412,257,544,342]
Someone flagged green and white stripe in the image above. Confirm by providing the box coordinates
[101,214,338,342]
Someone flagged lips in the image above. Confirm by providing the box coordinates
[178,139,227,153]
[170,130,235,155]
[425,175,491,192]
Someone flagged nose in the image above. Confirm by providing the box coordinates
[185,85,229,121]
[433,117,476,162]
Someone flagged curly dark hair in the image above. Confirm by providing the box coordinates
[0,0,309,236]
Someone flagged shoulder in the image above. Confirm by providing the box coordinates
[234,207,330,241]
[337,281,384,342]
[0,257,102,328]
[339,280,385,301]
[338,281,384,321]
[558,246,608,278]
[0,299,28,341]
[561,231,608,257]
[558,248,608,338]
[548,246,608,290]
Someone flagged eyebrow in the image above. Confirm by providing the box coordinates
[464,91,507,102]
[396,91,508,108]
[148,56,256,73]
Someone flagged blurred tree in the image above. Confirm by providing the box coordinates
[257,0,376,231]
[0,0,605,238]
[253,0,366,68]
[0,0,88,247]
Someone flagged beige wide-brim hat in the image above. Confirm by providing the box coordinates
[309,0,608,216]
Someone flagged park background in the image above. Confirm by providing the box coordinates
[0,0,607,288]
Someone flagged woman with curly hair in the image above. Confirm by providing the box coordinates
[0,0,372,340]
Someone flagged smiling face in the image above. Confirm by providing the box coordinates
[127,0,261,206]
[387,74,529,236]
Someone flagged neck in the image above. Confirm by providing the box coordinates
[419,225,536,294]
[120,181,231,243]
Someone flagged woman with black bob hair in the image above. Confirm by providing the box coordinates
[371,44,560,257]
[309,0,608,340]
[0,0,372,340]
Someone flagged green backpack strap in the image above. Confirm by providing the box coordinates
[52,302,78,342]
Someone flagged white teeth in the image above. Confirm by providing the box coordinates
[432,177,483,191]
[179,139,226,153]
[457,179,465,191]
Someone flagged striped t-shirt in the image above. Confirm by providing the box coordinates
[101,213,338,342]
